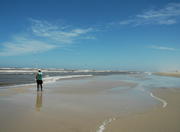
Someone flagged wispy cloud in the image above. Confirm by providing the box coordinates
[149,45,176,51]
[119,3,180,26]
[0,36,56,56]
[0,19,95,56]
[30,19,94,44]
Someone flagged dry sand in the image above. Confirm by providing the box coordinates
[154,72,180,78]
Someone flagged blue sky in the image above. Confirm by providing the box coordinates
[0,0,180,71]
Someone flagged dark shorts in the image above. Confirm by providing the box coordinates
[37,80,43,84]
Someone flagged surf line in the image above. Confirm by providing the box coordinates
[96,118,116,132]
[150,92,167,108]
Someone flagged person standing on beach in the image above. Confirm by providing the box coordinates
[36,69,43,91]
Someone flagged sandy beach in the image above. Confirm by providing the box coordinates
[0,75,180,132]
[105,88,180,132]
[154,72,180,78]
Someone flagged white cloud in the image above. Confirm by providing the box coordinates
[149,45,176,51]
[0,19,95,56]
[0,36,56,56]
[30,19,94,44]
[119,3,180,26]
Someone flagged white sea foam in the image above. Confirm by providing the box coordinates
[0,70,36,73]
[145,72,152,75]
[0,69,66,73]
[0,83,35,89]
[43,75,93,83]
[150,92,167,108]
[0,75,93,89]
[96,118,116,132]
[0,69,92,73]
[73,70,93,72]
[0,68,67,73]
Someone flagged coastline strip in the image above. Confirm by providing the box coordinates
[0,74,93,89]
[150,92,167,108]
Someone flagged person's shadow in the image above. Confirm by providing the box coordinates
[35,91,43,111]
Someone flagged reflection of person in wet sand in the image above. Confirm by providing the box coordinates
[36,92,43,111]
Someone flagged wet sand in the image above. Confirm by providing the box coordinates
[105,88,180,132]
[0,76,180,132]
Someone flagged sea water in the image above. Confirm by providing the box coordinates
[0,68,135,88]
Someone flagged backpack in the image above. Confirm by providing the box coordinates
[37,72,42,80]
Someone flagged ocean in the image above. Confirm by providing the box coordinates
[0,68,138,88]
[1,68,180,91]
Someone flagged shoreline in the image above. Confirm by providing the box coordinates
[0,74,94,89]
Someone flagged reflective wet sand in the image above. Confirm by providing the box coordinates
[35,92,43,112]
[0,75,180,132]
[105,88,180,132]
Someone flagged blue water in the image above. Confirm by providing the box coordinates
[1,68,180,91]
